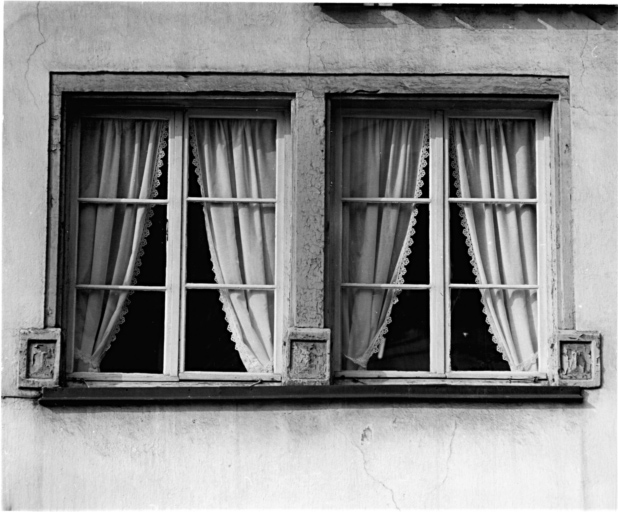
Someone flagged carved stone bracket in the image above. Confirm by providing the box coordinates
[19,328,61,389]
[284,327,331,385]
[549,330,601,388]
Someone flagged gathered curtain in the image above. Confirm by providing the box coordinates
[74,119,167,371]
[451,118,538,371]
[190,119,276,373]
[342,118,429,369]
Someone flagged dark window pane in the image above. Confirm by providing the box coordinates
[450,289,510,371]
[186,203,218,284]
[184,290,248,372]
[349,290,431,371]
[186,203,275,285]
[403,205,429,285]
[136,205,167,286]
[449,203,477,285]
[96,291,165,373]
[188,147,202,198]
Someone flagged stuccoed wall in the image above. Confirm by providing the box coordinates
[3,3,617,509]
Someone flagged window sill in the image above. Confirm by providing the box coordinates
[38,384,583,406]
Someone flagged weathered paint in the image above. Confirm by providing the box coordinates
[3,3,616,509]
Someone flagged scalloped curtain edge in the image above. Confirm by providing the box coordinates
[347,121,430,369]
[449,122,538,371]
[188,121,270,374]
[77,121,169,371]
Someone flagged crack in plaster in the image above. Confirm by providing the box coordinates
[431,421,458,496]
[24,2,46,107]
[578,31,591,88]
[304,12,327,72]
[335,427,401,510]
[571,104,590,115]
[305,20,312,72]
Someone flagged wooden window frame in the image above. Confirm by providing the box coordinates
[46,73,572,389]
[328,102,551,381]
[60,98,291,383]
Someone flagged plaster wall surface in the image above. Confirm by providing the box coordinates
[3,3,617,509]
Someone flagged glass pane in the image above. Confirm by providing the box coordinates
[78,119,168,199]
[342,290,429,371]
[188,118,276,199]
[449,118,536,199]
[449,203,537,285]
[343,204,428,285]
[77,204,166,286]
[186,203,275,285]
[75,290,165,373]
[342,117,429,198]
[450,289,539,371]
[185,290,274,372]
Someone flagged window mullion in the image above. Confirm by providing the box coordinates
[163,111,184,377]
[430,111,446,374]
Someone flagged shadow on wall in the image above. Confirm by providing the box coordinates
[316,4,618,31]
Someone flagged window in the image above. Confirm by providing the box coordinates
[63,99,291,382]
[46,74,569,390]
[328,100,550,379]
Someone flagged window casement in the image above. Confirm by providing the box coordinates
[41,74,586,399]
[328,100,551,381]
[63,99,291,382]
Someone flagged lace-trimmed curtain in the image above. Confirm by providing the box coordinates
[451,118,538,371]
[74,119,167,371]
[190,118,276,373]
[342,118,429,369]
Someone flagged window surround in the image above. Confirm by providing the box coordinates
[45,73,574,393]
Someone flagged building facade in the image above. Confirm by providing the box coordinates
[3,3,617,509]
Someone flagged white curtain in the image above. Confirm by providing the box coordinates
[190,119,276,373]
[451,119,538,371]
[74,119,167,371]
[342,118,429,369]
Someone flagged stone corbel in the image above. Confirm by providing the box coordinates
[283,327,331,385]
[18,328,62,389]
[549,330,601,388]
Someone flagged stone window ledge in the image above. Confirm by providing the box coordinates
[38,384,582,406]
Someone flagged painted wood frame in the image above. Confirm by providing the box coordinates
[178,107,290,381]
[329,101,554,381]
[63,109,175,379]
[61,101,291,382]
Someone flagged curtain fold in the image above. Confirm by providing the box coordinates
[451,118,538,371]
[190,119,276,373]
[342,118,429,369]
[74,119,167,371]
